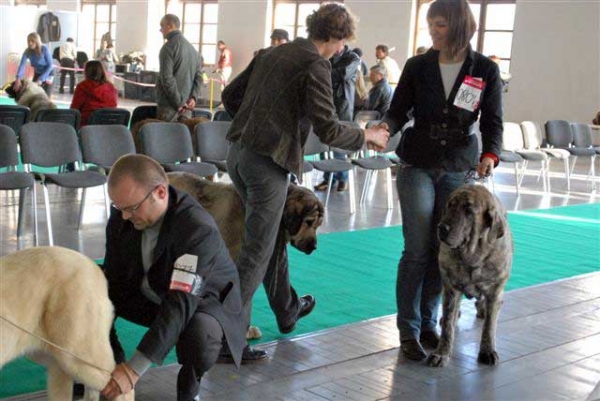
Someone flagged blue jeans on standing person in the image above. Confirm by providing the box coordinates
[395,163,468,341]
[322,151,349,183]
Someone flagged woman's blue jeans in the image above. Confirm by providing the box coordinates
[395,164,467,341]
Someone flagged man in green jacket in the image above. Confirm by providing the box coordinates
[156,14,203,122]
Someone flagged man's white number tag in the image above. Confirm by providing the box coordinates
[170,254,203,295]
[454,76,485,112]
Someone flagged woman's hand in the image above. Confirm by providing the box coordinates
[476,157,495,178]
[13,79,22,92]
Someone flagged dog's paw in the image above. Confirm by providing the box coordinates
[427,353,450,367]
[246,325,262,340]
[477,350,499,365]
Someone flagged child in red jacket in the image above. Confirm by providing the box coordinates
[71,60,118,126]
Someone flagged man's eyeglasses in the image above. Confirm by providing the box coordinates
[111,186,157,214]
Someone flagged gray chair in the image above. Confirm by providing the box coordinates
[213,109,233,122]
[546,120,596,191]
[0,124,37,245]
[499,123,526,196]
[19,122,109,245]
[504,122,551,193]
[79,125,136,173]
[35,108,81,129]
[0,105,30,135]
[194,121,231,172]
[304,130,357,213]
[139,122,218,178]
[571,122,598,190]
[192,108,213,120]
[351,132,401,209]
[521,121,571,191]
[87,108,131,126]
[130,105,157,126]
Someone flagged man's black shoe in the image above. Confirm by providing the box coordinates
[73,382,85,397]
[419,330,440,349]
[314,180,332,191]
[217,345,268,364]
[400,339,427,361]
[278,295,316,334]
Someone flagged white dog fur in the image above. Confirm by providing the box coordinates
[0,246,134,400]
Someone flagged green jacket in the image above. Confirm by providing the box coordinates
[156,30,203,121]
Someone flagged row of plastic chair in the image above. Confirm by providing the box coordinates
[0,104,131,133]
[500,120,598,194]
[1,120,232,245]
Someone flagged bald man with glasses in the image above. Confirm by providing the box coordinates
[101,154,245,401]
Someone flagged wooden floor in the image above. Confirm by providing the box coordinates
[1,92,600,400]
[6,273,600,401]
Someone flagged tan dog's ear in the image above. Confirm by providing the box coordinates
[282,198,303,236]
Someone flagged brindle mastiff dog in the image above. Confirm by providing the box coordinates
[428,185,512,367]
[168,172,324,339]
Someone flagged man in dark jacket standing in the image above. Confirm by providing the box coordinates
[223,3,389,362]
[156,14,203,122]
[101,154,244,401]
[367,64,393,116]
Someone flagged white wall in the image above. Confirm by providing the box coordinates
[345,0,414,70]
[504,0,600,124]
[217,0,271,76]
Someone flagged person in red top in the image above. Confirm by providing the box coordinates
[70,60,118,126]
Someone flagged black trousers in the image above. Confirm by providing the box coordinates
[110,308,223,401]
[32,70,55,97]
[59,58,75,92]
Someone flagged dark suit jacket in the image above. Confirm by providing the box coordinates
[104,186,245,367]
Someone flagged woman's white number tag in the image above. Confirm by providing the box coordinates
[454,76,485,112]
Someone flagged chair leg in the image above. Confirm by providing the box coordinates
[324,174,334,209]
[385,168,393,209]
[348,169,356,214]
[541,160,548,193]
[564,158,571,192]
[32,184,38,246]
[570,156,578,176]
[517,160,528,187]
[514,163,520,197]
[360,170,372,205]
[17,188,26,237]
[590,156,597,192]
[41,183,54,246]
[546,159,552,193]
[103,184,110,218]
[78,188,87,231]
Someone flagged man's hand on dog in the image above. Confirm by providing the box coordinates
[101,363,139,399]
[364,125,390,152]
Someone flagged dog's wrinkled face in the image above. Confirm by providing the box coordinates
[283,185,324,254]
[438,185,504,253]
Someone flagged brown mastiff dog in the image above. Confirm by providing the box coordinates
[428,185,512,367]
[167,172,324,338]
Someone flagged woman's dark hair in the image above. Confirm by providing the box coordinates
[306,3,357,42]
[427,0,476,59]
[84,60,109,84]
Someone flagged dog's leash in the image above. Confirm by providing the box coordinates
[0,314,113,374]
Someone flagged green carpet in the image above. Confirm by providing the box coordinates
[1,203,599,397]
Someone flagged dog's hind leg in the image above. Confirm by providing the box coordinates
[46,361,74,401]
[427,286,462,367]
[478,288,504,365]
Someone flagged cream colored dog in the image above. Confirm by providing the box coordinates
[0,246,134,401]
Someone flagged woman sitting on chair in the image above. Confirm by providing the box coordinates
[70,60,118,126]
